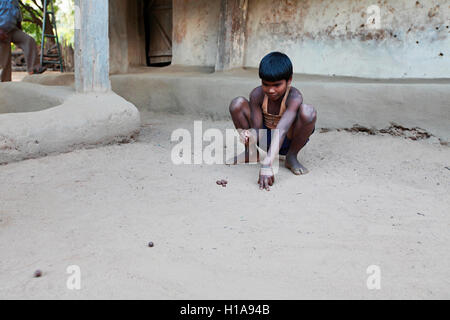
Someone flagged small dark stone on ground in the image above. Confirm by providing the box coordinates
[417,212,425,216]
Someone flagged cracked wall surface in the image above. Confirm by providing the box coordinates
[168,0,449,78]
[245,0,449,78]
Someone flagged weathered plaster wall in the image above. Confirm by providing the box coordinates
[172,0,221,67]
[245,0,449,78]
[109,0,146,74]
[109,0,128,74]
[126,0,147,68]
[110,0,448,78]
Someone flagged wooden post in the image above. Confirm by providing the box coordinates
[215,0,248,72]
[74,0,111,93]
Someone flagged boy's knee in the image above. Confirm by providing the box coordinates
[300,104,317,124]
[229,96,248,114]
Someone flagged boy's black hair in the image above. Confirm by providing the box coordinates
[259,52,293,82]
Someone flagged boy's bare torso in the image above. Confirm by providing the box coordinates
[251,85,304,118]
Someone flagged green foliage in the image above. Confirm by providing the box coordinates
[22,19,42,44]
[55,0,74,45]
[18,0,74,46]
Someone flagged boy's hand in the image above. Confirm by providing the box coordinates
[258,165,274,191]
[239,129,257,146]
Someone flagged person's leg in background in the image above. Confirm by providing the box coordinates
[10,28,45,75]
[0,33,12,82]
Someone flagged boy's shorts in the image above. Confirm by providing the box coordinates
[260,124,315,156]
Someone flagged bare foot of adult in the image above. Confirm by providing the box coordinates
[29,66,47,75]
[285,153,309,175]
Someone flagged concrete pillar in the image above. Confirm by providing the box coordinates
[75,0,111,92]
[215,0,248,71]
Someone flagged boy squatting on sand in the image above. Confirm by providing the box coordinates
[229,52,317,191]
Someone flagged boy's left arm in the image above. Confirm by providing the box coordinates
[259,95,303,190]
[263,94,302,167]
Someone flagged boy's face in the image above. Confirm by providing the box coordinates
[261,77,292,101]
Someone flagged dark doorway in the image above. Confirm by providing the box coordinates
[144,0,173,67]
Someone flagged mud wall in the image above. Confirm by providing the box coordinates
[107,0,449,78]
[109,0,146,74]
[245,0,449,78]
[170,0,449,78]
[172,0,221,67]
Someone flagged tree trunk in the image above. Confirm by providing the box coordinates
[43,12,56,49]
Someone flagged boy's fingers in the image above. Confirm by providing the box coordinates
[258,174,274,190]
[261,177,268,190]
[264,177,270,191]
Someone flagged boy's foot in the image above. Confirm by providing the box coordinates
[285,153,309,175]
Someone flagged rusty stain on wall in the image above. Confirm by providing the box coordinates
[173,0,188,43]
[171,0,221,66]
[428,5,440,18]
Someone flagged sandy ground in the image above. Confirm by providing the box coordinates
[11,72,27,82]
[0,111,449,300]
[12,71,61,82]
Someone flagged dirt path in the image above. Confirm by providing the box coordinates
[0,111,449,299]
